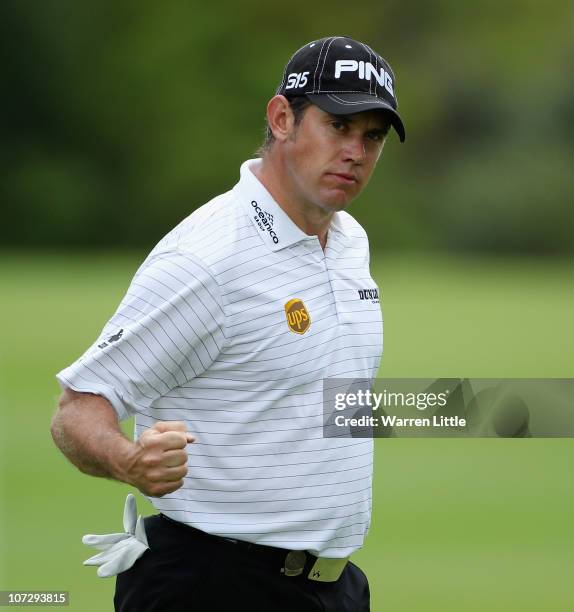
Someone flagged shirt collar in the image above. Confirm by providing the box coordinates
[234,158,346,252]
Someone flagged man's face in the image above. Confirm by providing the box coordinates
[282,104,389,213]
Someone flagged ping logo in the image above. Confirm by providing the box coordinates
[285,71,309,89]
[334,60,394,96]
[284,298,311,334]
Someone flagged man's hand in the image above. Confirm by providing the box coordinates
[123,422,195,497]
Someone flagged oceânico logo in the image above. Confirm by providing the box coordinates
[251,200,279,244]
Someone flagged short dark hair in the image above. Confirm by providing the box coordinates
[256,96,313,158]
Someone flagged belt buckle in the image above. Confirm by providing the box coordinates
[281,551,349,582]
[282,550,307,577]
[307,556,349,582]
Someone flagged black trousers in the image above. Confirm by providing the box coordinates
[114,514,370,612]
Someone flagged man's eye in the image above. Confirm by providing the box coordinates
[367,132,383,142]
[331,121,345,131]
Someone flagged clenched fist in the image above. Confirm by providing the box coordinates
[124,421,195,497]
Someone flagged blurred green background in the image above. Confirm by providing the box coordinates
[1,1,573,610]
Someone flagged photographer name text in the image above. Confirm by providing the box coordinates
[334,414,466,428]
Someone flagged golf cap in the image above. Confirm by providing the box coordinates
[276,36,405,142]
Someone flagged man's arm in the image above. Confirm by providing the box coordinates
[50,388,194,497]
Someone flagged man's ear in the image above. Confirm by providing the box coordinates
[266,95,295,143]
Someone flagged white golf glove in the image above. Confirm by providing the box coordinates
[82,494,149,578]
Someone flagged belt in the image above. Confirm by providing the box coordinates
[159,514,349,583]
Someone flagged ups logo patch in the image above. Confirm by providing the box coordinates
[284,298,311,335]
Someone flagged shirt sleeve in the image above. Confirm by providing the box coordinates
[56,249,226,421]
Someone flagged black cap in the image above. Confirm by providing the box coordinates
[276,36,405,142]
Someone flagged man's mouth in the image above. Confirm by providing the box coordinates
[326,172,358,185]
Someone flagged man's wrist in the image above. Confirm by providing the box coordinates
[107,435,138,486]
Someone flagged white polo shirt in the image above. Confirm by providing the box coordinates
[57,158,383,558]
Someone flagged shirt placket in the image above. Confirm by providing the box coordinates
[303,232,346,326]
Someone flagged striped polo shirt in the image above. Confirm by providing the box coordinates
[57,158,383,558]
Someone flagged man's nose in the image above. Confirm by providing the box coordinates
[342,136,366,163]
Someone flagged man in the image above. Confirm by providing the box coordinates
[51,35,405,611]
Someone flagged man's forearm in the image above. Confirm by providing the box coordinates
[50,390,134,483]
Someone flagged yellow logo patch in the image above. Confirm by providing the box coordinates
[284,298,311,335]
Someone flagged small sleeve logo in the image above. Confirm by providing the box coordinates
[97,328,124,349]
[284,298,311,334]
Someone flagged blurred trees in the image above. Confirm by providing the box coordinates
[1,0,573,253]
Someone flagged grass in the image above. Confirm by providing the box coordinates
[1,251,573,610]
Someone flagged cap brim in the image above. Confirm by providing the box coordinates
[306,93,406,143]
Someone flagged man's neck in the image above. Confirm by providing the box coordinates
[252,155,333,251]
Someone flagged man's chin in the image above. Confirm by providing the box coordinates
[319,189,357,211]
